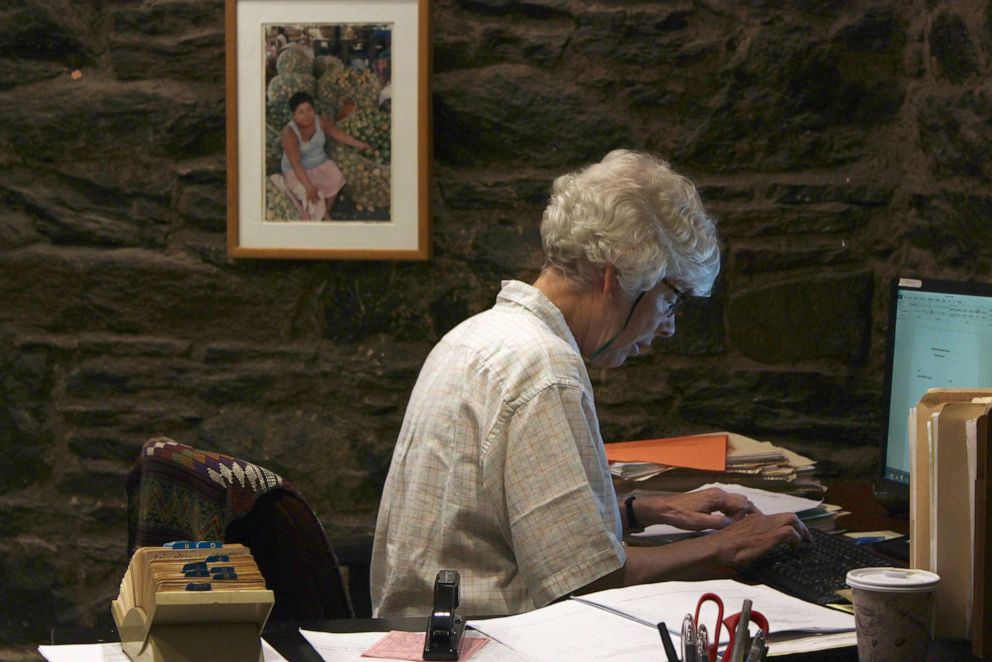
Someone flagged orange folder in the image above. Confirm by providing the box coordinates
[604,433,728,472]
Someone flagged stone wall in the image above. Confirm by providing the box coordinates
[1,0,991,653]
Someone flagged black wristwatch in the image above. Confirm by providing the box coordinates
[624,495,643,532]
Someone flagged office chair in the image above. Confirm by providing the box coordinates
[125,437,354,620]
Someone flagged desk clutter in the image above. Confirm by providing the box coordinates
[909,388,992,658]
[608,431,822,497]
[111,541,275,662]
[608,432,848,533]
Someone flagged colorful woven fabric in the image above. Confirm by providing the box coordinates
[125,436,293,555]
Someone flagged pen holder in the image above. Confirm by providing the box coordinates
[111,588,274,662]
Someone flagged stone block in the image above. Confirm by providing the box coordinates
[727,272,873,365]
[733,242,855,275]
[0,2,98,64]
[718,205,872,237]
[682,10,905,172]
[110,33,224,83]
[109,0,224,82]
[930,10,978,83]
[0,245,312,342]
[765,181,892,207]
[0,58,65,91]
[908,192,992,272]
[918,90,992,181]
[0,77,224,165]
[0,168,171,249]
[438,171,552,209]
[0,541,72,644]
[671,365,881,445]
[58,466,129,498]
[176,183,226,232]
[433,63,631,167]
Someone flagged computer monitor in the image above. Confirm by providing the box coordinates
[874,277,992,513]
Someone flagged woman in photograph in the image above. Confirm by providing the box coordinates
[280,91,371,221]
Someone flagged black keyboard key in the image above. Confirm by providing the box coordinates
[743,528,907,606]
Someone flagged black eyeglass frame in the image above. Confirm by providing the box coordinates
[661,278,686,318]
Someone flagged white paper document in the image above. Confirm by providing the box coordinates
[469,599,673,662]
[574,579,854,642]
[39,639,287,662]
[300,628,529,662]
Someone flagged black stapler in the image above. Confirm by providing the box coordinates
[423,569,465,661]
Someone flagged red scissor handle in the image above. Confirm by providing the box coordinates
[694,592,725,662]
[723,609,770,659]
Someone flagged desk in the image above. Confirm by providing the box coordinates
[49,482,978,661]
[54,616,861,662]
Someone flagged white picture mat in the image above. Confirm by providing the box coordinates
[236,0,421,250]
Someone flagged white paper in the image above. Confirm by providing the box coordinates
[633,483,824,539]
[572,579,855,645]
[39,639,287,662]
[468,600,672,662]
[299,628,529,662]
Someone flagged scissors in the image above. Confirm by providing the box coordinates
[693,593,770,662]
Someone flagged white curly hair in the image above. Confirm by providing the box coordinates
[540,149,720,297]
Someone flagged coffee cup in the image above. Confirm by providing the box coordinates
[846,567,940,662]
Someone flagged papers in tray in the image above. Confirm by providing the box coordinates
[468,579,855,662]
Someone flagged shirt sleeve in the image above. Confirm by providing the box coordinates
[497,380,626,607]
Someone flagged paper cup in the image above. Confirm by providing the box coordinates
[846,567,940,662]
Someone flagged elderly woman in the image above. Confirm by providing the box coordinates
[371,150,810,617]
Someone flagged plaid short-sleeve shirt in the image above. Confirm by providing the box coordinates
[370,280,625,617]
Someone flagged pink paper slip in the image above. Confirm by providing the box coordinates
[362,630,490,661]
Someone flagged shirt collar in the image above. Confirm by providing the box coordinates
[495,280,581,356]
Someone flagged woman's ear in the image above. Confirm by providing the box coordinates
[601,264,622,300]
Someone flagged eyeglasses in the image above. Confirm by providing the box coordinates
[661,279,686,318]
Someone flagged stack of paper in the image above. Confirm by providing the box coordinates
[468,579,855,661]
[607,432,823,499]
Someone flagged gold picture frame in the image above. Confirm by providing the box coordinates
[226,0,431,259]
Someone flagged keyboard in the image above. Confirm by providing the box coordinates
[743,528,907,606]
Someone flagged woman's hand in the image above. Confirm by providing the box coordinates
[709,511,812,567]
[303,181,320,203]
[633,487,759,531]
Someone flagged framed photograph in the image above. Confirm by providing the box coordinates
[226,0,431,259]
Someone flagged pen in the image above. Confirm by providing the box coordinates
[729,599,752,662]
[696,623,708,662]
[854,536,886,545]
[657,622,679,662]
[681,614,696,662]
[745,629,766,662]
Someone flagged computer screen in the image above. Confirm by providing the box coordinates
[878,277,992,501]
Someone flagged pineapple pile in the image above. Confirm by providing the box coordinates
[335,149,390,213]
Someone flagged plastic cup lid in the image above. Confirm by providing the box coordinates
[846,567,940,592]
